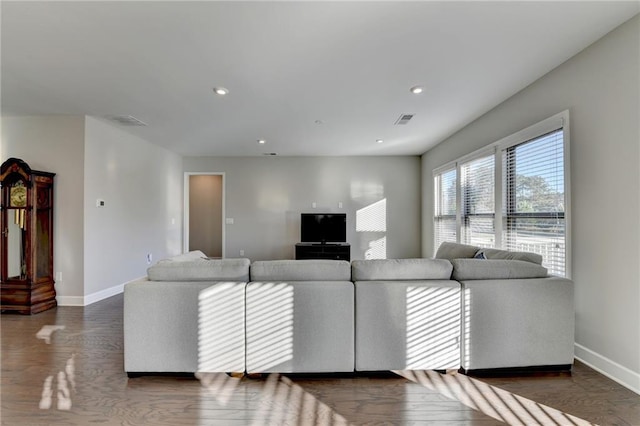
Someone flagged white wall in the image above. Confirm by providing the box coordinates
[1,116,86,303]
[184,156,421,261]
[83,117,183,302]
[421,16,639,392]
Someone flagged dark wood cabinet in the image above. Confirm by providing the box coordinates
[1,158,56,314]
[295,243,350,261]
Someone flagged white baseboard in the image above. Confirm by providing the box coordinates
[57,276,145,307]
[84,283,125,306]
[575,343,640,395]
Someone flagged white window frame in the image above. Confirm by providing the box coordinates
[458,149,496,248]
[433,165,458,253]
[432,110,571,277]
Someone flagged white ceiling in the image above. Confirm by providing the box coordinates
[2,1,638,157]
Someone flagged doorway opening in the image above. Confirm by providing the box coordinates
[184,173,225,258]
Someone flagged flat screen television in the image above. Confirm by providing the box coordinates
[301,213,347,244]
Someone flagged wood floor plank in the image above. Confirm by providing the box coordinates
[2,293,638,425]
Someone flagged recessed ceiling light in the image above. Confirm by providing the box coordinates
[257,139,266,144]
[376,139,384,144]
[213,87,229,96]
[315,120,324,125]
[410,86,424,94]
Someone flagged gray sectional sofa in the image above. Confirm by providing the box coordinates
[123,243,575,376]
[435,242,574,373]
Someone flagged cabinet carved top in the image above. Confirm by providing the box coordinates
[0,160,30,183]
[0,158,55,185]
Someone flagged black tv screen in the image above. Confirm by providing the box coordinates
[301,213,346,244]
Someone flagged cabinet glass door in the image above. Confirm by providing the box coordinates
[5,209,27,280]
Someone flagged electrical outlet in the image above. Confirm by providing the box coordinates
[239,249,245,256]
[338,202,343,209]
[56,272,62,281]
[146,253,153,264]
[312,202,317,208]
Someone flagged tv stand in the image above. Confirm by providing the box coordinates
[295,243,350,261]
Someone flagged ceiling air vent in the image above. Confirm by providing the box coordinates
[394,113,414,125]
[107,115,148,126]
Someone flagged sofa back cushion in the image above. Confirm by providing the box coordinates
[250,259,351,281]
[166,250,207,262]
[351,258,453,281]
[475,248,543,264]
[451,258,548,280]
[435,242,480,260]
[435,242,543,265]
[148,258,250,282]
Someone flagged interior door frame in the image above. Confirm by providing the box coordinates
[183,172,226,257]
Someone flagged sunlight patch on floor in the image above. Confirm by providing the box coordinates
[196,372,242,406]
[36,325,76,411]
[251,374,351,426]
[395,369,596,426]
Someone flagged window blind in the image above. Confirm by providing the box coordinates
[503,129,565,276]
[434,168,457,252]
[461,154,495,248]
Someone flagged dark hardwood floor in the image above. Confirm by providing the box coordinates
[1,294,638,425]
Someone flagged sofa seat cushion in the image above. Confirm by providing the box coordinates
[451,258,548,281]
[250,259,351,281]
[435,242,480,260]
[245,280,354,373]
[354,279,460,370]
[475,248,543,264]
[124,280,246,373]
[351,258,453,281]
[148,258,250,282]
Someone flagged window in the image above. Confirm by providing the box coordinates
[433,111,570,277]
[503,129,565,276]
[433,168,457,251]
[461,154,495,248]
